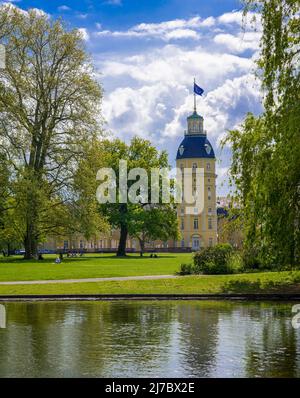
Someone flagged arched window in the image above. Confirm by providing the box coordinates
[181,218,184,230]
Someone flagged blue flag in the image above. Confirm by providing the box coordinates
[194,82,204,96]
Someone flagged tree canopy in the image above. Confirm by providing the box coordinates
[78,137,179,256]
[224,0,300,267]
[0,5,103,258]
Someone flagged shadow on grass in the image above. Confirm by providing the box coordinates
[0,253,179,265]
[221,278,300,294]
[97,254,178,260]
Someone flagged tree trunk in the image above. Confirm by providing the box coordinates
[117,223,128,256]
[117,204,128,257]
[139,238,145,257]
[24,221,38,259]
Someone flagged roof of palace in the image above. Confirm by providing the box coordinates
[176,134,215,160]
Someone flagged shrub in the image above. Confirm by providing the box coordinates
[226,252,244,274]
[193,243,235,275]
[178,263,194,275]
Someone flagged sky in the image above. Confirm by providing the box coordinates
[0,0,264,195]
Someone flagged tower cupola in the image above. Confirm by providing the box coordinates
[187,111,204,135]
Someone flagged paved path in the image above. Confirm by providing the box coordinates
[0,275,178,286]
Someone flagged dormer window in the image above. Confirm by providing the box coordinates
[179,145,184,156]
[205,143,211,154]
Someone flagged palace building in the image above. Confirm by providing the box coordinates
[175,106,217,250]
[41,106,217,253]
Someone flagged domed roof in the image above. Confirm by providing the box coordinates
[176,135,215,160]
[187,111,203,120]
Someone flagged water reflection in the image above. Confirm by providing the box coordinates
[0,301,299,377]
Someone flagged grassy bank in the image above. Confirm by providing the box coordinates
[0,271,299,295]
[0,253,190,281]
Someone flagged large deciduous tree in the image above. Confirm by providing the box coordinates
[79,137,179,257]
[0,5,103,258]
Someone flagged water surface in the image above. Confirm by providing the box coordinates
[0,301,299,377]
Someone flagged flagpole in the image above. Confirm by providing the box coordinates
[193,77,196,113]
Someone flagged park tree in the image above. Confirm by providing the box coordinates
[72,141,110,242]
[0,5,103,258]
[93,137,178,256]
[224,0,300,267]
[129,204,179,256]
[0,153,22,255]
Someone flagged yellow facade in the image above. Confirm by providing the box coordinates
[176,157,217,249]
[175,108,217,249]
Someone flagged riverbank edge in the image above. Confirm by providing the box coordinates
[0,293,300,302]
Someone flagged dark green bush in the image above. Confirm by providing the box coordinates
[193,243,235,275]
[178,263,194,275]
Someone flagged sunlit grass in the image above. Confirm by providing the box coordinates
[0,253,192,281]
[0,271,299,295]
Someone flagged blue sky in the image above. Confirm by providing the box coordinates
[1,0,263,195]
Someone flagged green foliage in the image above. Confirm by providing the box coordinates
[90,137,179,256]
[191,244,242,275]
[178,263,194,275]
[223,0,300,268]
[226,252,244,273]
[0,7,104,257]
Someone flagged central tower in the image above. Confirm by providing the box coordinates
[176,106,217,250]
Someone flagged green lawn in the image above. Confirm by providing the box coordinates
[0,270,299,295]
[0,253,191,281]
[0,254,299,296]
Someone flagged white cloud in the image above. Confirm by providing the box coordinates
[201,16,216,27]
[218,11,245,25]
[0,2,49,17]
[98,45,252,86]
[164,28,200,40]
[98,43,261,154]
[216,165,230,195]
[58,5,71,12]
[78,28,90,41]
[214,32,260,53]
[93,11,263,155]
[218,11,260,26]
[95,16,216,41]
